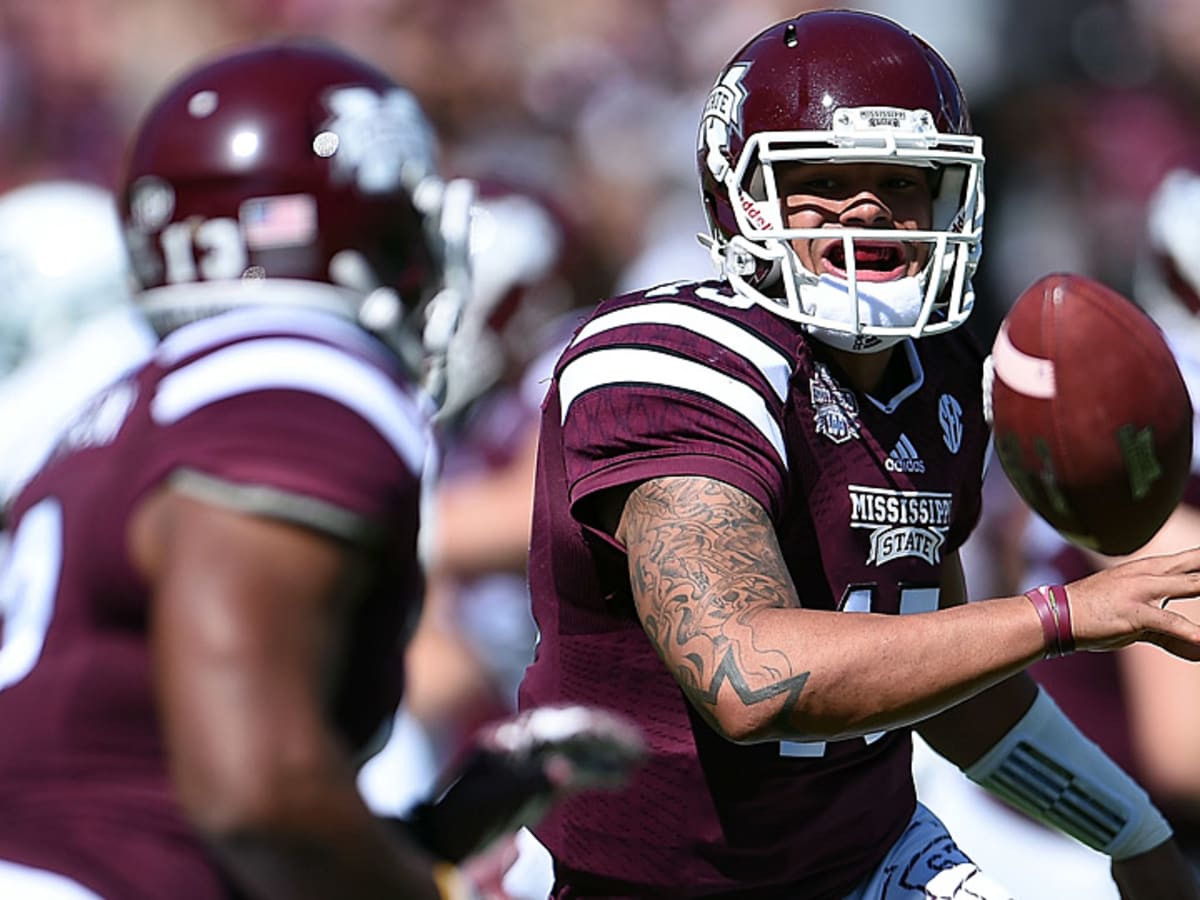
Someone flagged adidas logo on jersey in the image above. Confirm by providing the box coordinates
[884,434,926,473]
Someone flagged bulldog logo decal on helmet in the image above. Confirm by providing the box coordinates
[320,86,436,194]
[700,63,750,184]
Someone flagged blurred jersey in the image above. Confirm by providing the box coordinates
[519,279,990,897]
[0,306,429,900]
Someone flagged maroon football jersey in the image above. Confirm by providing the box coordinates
[519,280,990,898]
[0,307,428,899]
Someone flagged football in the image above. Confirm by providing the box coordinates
[989,272,1193,555]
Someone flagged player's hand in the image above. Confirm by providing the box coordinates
[1111,838,1200,899]
[406,705,644,863]
[1061,546,1200,659]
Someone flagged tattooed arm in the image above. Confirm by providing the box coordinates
[611,475,1200,745]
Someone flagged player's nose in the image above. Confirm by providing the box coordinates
[838,192,892,227]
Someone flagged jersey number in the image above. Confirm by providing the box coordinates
[778,584,939,758]
[160,218,248,283]
[0,498,64,691]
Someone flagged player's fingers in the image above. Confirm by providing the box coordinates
[1151,570,1200,603]
[1135,607,1200,660]
[1144,545,1200,576]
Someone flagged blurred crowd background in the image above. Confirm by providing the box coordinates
[7,2,1200,896]
[8,0,1200,343]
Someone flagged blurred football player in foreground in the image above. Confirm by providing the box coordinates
[0,40,641,900]
[519,9,1200,898]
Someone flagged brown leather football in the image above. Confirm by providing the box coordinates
[990,272,1192,555]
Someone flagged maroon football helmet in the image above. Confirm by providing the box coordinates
[119,39,472,384]
[697,10,984,350]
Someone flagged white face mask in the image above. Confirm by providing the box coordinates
[797,272,926,353]
[707,115,984,345]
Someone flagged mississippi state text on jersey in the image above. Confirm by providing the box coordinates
[519,279,990,898]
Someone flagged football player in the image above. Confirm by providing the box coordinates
[0,40,641,900]
[518,10,1200,898]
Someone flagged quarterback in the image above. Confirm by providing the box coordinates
[519,10,1200,899]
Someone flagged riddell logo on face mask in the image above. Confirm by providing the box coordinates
[739,194,770,231]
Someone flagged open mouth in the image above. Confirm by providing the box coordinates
[821,241,909,282]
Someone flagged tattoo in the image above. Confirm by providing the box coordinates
[619,476,810,731]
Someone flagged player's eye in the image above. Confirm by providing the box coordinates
[792,176,839,194]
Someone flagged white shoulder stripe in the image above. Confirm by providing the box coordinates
[156,303,389,367]
[570,302,792,401]
[559,346,787,469]
[151,338,429,475]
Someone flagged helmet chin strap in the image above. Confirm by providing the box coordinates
[797,272,925,354]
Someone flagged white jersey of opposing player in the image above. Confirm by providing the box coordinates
[0,180,157,511]
[0,306,155,510]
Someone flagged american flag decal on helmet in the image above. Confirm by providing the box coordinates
[239,194,318,250]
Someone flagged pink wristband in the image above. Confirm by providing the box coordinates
[1048,583,1074,655]
[1024,585,1060,658]
[1024,584,1073,658]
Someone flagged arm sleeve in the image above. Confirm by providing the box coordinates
[555,345,789,527]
